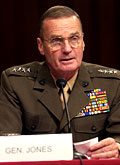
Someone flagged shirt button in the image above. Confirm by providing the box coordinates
[91,125,96,132]
[82,81,89,87]
[31,125,36,130]
[39,79,45,85]
[88,70,93,74]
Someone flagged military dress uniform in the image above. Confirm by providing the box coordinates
[0,61,120,145]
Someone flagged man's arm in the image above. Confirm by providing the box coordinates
[87,81,120,159]
[0,70,22,134]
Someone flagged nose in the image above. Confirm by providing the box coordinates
[62,40,72,54]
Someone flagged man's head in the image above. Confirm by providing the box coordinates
[37,6,85,80]
[39,6,83,39]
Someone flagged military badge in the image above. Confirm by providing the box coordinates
[76,89,110,117]
[12,67,31,73]
[98,69,117,74]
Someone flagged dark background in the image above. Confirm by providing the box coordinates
[0,0,120,74]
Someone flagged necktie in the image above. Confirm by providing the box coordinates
[59,83,70,109]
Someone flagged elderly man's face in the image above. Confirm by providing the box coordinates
[37,16,85,78]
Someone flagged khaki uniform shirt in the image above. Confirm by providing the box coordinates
[0,61,120,144]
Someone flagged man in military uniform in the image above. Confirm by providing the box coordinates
[0,6,120,159]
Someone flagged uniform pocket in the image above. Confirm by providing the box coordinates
[72,114,108,142]
[23,112,53,134]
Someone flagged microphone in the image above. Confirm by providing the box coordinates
[56,78,71,133]
[56,78,88,160]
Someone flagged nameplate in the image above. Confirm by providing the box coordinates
[0,133,73,162]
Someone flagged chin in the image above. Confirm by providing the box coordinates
[60,68,77,73]
[62,65,78,71]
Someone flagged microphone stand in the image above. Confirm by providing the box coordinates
[56,78,88,160]
[60,83,71,133]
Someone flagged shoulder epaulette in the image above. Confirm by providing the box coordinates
[5,61,44,78]
[83,62,120,79]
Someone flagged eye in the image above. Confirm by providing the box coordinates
[70,36,79,42]
[51,38,63,44]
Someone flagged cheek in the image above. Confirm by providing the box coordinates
[43,45,50,54]
[43,46,53,60]
[77,44,84,61]
[44,49,58,65]
[75,49,83,61]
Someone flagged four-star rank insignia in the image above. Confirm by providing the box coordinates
[11,67,31,73]
[98,69,117,74]
[76,89,110,117]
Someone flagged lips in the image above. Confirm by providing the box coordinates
[60,58,74,61]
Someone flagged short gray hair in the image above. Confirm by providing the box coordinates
[39,5,83,39]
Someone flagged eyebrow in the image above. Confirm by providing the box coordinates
[70,32,80,36]
[50,31,80,39]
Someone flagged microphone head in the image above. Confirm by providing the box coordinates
[56,78,66,89]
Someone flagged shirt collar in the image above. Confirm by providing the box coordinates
[51,71,78,91]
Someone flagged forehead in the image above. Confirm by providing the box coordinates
[42,16,82,37]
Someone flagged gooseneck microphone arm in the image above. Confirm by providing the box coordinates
[56,78,88,160]
[56,78,71,133]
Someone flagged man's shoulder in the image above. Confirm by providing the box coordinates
[3,61,46,78]
[82,61,120,79]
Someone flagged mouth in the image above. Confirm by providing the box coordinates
[60,58,74,62]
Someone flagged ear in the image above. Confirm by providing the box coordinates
[82,40,85,51]
[36,37,45,55]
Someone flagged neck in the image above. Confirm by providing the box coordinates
[51,70,78,81]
